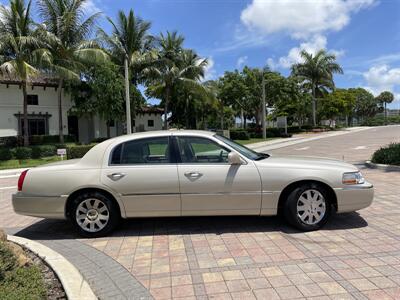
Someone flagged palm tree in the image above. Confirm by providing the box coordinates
[376,91,394,125]
[0,0,45,146]
[97,9,153,134]
[37,0,108,144]
[145,32,207,129]
[291,49,343,126]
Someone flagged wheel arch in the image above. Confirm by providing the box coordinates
[65,187,126,219]
[277,179,338,215]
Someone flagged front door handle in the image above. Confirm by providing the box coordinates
[107,172,126,181]
[184,171,203,178]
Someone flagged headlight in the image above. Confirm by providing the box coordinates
[342,171,365,185]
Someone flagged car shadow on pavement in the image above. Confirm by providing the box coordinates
[13,212,368,241]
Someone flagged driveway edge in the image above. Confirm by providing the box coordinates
[7,235,97,300]
[365,160,400,171]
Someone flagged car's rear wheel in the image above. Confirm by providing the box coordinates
[69,192,120,237]
[284,183,332,231]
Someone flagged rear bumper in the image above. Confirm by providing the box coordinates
[334,182,374,213]
[12,192,67,219]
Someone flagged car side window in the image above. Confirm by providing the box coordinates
[177,136,230,163]
[110,137,171,165]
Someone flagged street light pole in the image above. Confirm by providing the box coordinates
[262,73,266,139]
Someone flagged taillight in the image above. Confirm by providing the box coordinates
[18,169,29,191]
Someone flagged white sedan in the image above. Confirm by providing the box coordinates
[13,130,373,237]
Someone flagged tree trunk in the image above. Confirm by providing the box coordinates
[185,95,190,129]
[385,102,387,125]
[22,82,29,146]
[106,121,111,138]
[58,78,64,144]
[124,57,132,134]
[164,87,169,130]
[240,109,244,128]
[220,103,224,130]
[312,84,317,127]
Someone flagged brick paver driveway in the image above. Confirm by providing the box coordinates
[1,125,400,299]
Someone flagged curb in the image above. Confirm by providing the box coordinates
[7,235,97,300]
[0,167,27,178]
[365,160,400,171]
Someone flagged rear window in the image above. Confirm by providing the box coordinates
[110,137,171,165]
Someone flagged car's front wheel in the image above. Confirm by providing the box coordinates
[284,183,332,231]
[70,192,120,237]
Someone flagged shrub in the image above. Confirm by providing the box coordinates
[67,144,96,159]
[91,137,109,143]
[0,241,17,280]
[14,147,32,160]
[371,143,400,166]
[29,135,76,145]
[0,148,13,161]
[0,136,18,147]
[31,145,56,159]
[230,129,250,140]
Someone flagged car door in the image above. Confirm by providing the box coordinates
[175,135,262,216]
[101,136,181,217]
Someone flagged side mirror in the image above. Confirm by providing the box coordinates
[228,152,242,165]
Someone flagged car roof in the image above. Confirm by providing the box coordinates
[80,130,218,166]
[105,129,216,144]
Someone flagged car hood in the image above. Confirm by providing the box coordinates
[255,154,359,172]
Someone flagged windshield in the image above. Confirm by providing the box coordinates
[215,134,269,161]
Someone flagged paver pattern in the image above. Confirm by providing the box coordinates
[1,125,400,299]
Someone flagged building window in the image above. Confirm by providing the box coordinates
[148,120,154,127]
[21,118,46,135]
[27,95,38,105]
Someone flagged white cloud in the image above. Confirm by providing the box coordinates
[267,34,344,69]
[82,0,101,15]
[236,56,248,68]
[203,57,216,81]
[363,64,400,96]
[241,0,376,39]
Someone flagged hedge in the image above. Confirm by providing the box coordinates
[31,145,57,159]
[0,135,76,147]
[14,147,32,160]
[0,148,13,161]
[371,143,400,166]
[362,116,400,126]
[67,145,96,159]
[230,130,250,140]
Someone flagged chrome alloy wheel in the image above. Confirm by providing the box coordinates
[296,189,326,225]
[76,198,109,232]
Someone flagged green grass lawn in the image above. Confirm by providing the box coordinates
[0,240,47,299]
[0,156,62,170]
[234,137,279,145]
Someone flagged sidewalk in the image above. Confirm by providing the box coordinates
[247,127,371,152]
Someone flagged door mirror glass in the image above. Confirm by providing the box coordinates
[228,152,242,165]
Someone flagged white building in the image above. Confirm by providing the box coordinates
[0,77,164,143]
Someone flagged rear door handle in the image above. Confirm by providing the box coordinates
[107,172,126,181]
[184,171,203,178]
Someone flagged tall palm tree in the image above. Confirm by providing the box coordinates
[37,0,108,143]
[145,32,207,129]
[97,9,153,134]
[291,49,343,126]
[0,0,45,146]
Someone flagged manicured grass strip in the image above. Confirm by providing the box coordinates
[0,241,47,299]
[234,137,279,145]
[0,156,62,170]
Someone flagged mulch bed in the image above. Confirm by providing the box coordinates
[20,244,67,300]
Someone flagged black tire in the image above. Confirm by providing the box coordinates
[69,191,120,238]
[283,183,332,231]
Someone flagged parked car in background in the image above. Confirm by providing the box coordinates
[13,130,373,237]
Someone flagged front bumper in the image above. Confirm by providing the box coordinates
[12,192,67,219]
[334,181,374,213]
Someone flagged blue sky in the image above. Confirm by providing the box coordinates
[2,0,400,108]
